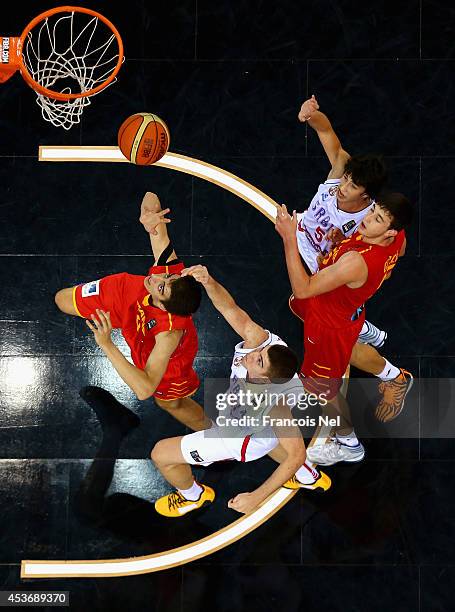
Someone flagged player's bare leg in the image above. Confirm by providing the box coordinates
[151,437,193,489]
[54,287,79,316]
[350,343,413,422]
[151,436,215,516]
[350,342,387,375]
[154,396,212,432]
[321,391,355,436]
[268,444,331,491]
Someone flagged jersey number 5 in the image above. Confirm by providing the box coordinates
[315,226,325,242]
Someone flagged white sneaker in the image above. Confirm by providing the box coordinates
[358,321,387,348]
[307,438,365,466]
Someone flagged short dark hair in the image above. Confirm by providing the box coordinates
[376,191,413,231]
[161,276,202,316]
[266,344,299,383]
[344,154,388,200]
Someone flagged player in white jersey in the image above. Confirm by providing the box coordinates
[297,178,375,275]
[295,96,413,425]
[151,265,331,517]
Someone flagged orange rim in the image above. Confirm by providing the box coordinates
[18,5,124,101]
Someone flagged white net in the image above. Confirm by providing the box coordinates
[22,10,122,130]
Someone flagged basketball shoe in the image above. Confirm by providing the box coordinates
[376,368,414,422]
[155,484,215,518]
[358,320,387,348]
[283,471,332,491]
[306,439,365,466]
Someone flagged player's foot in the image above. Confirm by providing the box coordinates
[376,368,414,422]
[358,321,387,348]
[155,484,215,518]
[306,439,365,466]
[79,386,140,435]
[283,471,331,491]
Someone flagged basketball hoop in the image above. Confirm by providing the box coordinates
[0,6,124,130]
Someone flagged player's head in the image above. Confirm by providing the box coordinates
[145,273,202,315]
[339,154,388,204]
[358,192,413,240]
[244,344,299,383]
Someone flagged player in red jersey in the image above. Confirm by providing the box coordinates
[298,95,413,422]
[275,192,413,465]
[54,193,210,432]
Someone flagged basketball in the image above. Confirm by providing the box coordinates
[118,113,170,165]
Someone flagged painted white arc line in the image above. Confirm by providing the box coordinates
[22,145,290,579]
[38,147,279,220]
[22,489,294,577]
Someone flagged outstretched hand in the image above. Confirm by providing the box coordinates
[139,208,171,235]
[275,204,297,241]
[181,265,211,286]
[298,94,319,122]
[86,309,113,349]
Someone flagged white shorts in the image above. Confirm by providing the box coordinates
[180,426,279,467]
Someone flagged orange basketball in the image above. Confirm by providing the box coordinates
[118,113,170,165]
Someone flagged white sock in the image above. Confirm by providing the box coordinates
[336,431,360,447]
[178,480,203,501]
[295,459,320,484]
[377,359,400,381]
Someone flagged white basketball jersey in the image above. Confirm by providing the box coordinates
[226,330,304,435]
[296,179,372,273]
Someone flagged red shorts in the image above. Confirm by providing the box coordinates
[289,295,363,400]
[153,361,199,401]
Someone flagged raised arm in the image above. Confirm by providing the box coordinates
[298,95,350,178]
[181,265,267,348]
[139,192,177,264]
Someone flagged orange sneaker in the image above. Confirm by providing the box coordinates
[376,369,414,422]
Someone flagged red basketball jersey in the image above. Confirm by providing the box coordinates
[120,262,198,370]
[75,262,198,371]
[312,230,406,327]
